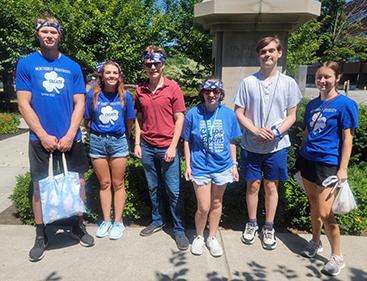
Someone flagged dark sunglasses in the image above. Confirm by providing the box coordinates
[144,62,162,68]
[203,89,221,95]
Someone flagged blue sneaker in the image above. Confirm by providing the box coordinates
[109,222,125,240]
[96,221,112,238]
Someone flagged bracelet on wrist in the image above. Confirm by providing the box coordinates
[271,125,282,140]
[232,161,238,166]
[135,143,140,146]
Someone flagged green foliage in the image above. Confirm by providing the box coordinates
[164,53,210,89]
[9,173,34,225]
[337,164,367,235]
[287,20,322,76]
[287,0,367,72]
[351,104,367,165]
[0,112,20,134]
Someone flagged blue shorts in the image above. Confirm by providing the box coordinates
[240,148,288,181]
[89,133,129,158]
[192,168,234,186]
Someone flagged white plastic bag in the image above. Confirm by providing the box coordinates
[332,181,357,215]
[294,171,305,191]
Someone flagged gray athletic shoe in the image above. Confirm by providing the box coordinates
[301,239,323,258]
[322,255,345,276]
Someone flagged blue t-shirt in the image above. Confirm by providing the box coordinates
[16,52,85,141]
[84,90,135,135]
[183,104,242,176]
[300,95,358,165]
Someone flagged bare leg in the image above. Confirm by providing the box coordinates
[92,158,112,222]
[208,184,226,237]
[263,179,279,223]
[110,157,128,223]
[246,180,261,220]
[193,182,211,236]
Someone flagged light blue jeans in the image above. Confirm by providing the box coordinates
[141,141,185,235]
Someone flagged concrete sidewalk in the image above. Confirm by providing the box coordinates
[0,225,366,281]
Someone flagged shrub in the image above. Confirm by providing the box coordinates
[0,112,20,134]
[9,173,34,225]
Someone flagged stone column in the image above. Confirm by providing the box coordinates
[194,0,321,106]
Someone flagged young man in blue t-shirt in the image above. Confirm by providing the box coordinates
[16,15,94,262]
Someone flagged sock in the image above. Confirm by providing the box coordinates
[36,224,45,237]
[264,221,273,230]
[249,219,257,226]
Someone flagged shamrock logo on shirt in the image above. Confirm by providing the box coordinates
[43,71,65,93]
[99,105,119,125]
[310,112,327,131]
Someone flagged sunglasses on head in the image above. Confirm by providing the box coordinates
[144,62,162,68]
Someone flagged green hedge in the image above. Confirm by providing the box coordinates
[0,112,20,134]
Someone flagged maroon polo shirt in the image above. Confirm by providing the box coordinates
[135,77,186,147]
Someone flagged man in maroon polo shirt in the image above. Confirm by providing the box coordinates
[134,45,189,251]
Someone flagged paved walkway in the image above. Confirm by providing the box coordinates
[0,104,367,281]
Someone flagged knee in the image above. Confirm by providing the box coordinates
[99,180,111,191]
[197,205,210,216]
[210,199,223,212]
[265,186,278,197]
[112,180,125,191]
[247,183,260,194]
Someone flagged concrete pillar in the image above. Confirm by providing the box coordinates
[194,0,321,106]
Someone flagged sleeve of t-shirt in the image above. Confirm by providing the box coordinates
[172,85,186,113]
[15,59,31,91]
[84,91,93,120]
[182,110,193,141]
[230,112,242,140]
[134,87,142,113]
[234,80,247,109]
[125,92,136,119]
[340,99,359,129]
[287,78,303,109]
[72,65,86,95]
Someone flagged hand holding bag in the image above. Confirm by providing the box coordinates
[39,153,86,224]
[332,180,357,215]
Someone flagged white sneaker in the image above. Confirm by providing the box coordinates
[206,236,223,257]
[261,227,277,250]
[241,223,258,245]
[191,235,205,255]
[322,255,345,276]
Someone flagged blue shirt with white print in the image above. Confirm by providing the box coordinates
[300,94,358,165]
[183,104,242,176]
[16,51,85,141]
[85,90,135,135]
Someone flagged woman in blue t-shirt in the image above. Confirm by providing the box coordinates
[297,61,358,276]
[183,78,242,257]
[84,61,136,240]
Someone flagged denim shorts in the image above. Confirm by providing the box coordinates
[192,167,234,186]
[89,133,129,158]
[240,148,288,181]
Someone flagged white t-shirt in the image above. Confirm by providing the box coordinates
[234,71,302,154]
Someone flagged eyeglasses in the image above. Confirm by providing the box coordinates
[203,89,221,96]
[144,62,162,68]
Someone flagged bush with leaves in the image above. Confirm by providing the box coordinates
[0,112,20,134]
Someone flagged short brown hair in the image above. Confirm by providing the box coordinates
[255,36,282,54]
[144,45,167,57]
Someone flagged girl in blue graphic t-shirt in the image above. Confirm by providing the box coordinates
[183,78,241,257]
[84,61,135,240]
[297,61,358,276]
